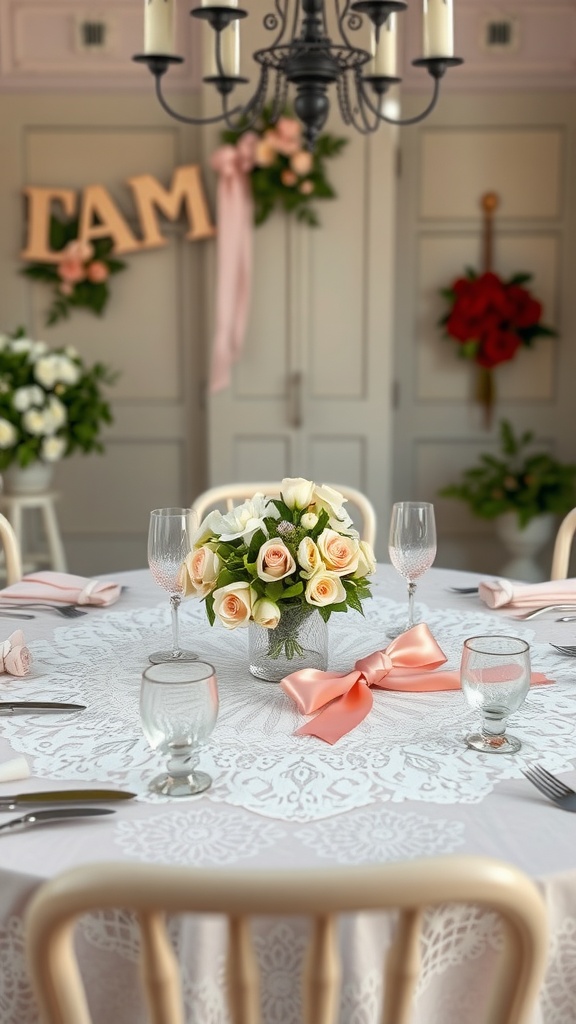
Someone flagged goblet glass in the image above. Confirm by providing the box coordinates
[461,635,530,754]
[148,507,197,664]
[388,501,437,636]
[140,660,219,796]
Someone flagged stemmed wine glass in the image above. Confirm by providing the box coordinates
[140,660,219,796]
[388,501,437,637]
[461,635,530,754]
[148,507,197,664]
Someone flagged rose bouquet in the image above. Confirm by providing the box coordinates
[182,478,376,660]
[0,329,116,470]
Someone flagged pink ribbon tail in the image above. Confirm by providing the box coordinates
[209,141,255,393]
[295,679,374,744]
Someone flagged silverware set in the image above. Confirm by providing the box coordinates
[523,764,576,812]
[0,789,137,835]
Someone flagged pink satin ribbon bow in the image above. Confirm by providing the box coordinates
[209,132,257,393]
[280,622,553,744]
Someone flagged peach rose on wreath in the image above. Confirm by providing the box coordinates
[255,137,277,167]
[57,258,85,285]
[317,529,360,576]
[87,261,109,284]
[291,150,313,176]
[281,169,298,188]
[299,180,314,195]
[212,582,255,629]
[63,239,94,263]
[256,538,297,582]
[305,570,346,607]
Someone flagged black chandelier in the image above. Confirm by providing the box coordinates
[134,0,463,149]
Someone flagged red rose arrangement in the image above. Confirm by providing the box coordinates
[439,269,555,369]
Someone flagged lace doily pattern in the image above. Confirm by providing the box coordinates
[0,595,575,821]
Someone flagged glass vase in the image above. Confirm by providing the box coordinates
[248,605,328,683]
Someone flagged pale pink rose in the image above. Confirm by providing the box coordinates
[57,258,85,284]
[252,598,281,630]
[274,116,302,156]
[86,260,109,284]
[281,169,298,188]
[59,282,74,297]
[63,239,94,262]
[255,138,277,168]
[291,150,313,176]
[305,570,346,607]
[256,538,296,582]
[297,536,323,578]
[299,180,314,195]
[317,529,360,576]
[181,546,221,598]
[213,582,254,629]
[0,630,32,677]
[355,540,377,578]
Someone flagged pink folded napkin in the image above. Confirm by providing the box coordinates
[0,630,31,677]
[478,577,576,612]
[0,571,121,608]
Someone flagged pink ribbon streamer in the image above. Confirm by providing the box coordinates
[280,623,554,744]
[209,133,257,393]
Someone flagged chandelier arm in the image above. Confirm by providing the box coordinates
[219,67,270,132]
[154,75,245,126]
[358,74,441,126]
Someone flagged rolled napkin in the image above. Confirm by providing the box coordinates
[281,622,554,744]
[0,756,30,783]
[478,577,576,612]
[0,630,32,677]
[0,571,121,607]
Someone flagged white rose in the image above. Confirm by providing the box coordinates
[41,436,66,462]
[280,477,315,510]
[313,484,353,531]
[297,536,324,578]
[0,418,17,448]
[300,512,318,530]
[208,494,270,543]
[34,356,60,389]
[305,569,346,607]
[182,545,221,598]
[0,334,10,351]
[65,346,78,359]
[317,529,359,576]
[252,598,281,629]
[355,540,377,577]
[10,337,34,353]
[30,341,48,361]
[13,387,36,413]
[212,582,255,629]
[22,408,49,436]
[56,356,80,386]
[256,538,296,582]
[46,396,67,432]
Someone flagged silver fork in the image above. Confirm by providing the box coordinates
[517,605,576,621]
[522,764,576,811]
[0,603,86,618]
[550,644,576,657]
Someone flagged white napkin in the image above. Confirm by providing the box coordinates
[0,756,30,783]
[478,577,576,612]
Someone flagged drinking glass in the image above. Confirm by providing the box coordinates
[148,507,197,664]
[140,660,219,796]
[461,635,530,754]
[388,501,437,636]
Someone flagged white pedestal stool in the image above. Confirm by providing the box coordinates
[0,491,67,573]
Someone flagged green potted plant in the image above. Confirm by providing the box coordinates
[439,419,576,579]
[0,328,116,494]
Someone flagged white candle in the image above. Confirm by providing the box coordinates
[211,20,240,76]
[144,0,174,55]
[423,0,454,58]
[369,15,397,76]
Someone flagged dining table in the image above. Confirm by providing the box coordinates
[0,562,576,1024]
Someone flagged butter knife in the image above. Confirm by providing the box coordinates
[0,789,136,810]
[0,701,86,715]
[0,807,115,834]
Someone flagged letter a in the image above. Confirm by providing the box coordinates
[79,186,141,255]
[128,165,215,250]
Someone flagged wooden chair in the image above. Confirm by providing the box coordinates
[550,507,576,579]
[0,511,22,584]
[191,482,377,547]
[25,856,548,1024]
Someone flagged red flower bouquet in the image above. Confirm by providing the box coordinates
[439,269,555,369]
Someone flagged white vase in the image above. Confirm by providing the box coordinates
[2,463,54,495]
[495,512,556,582]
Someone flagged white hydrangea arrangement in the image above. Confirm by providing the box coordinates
[0,329,116,470]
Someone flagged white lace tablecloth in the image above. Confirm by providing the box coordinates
[1,565,576,1024]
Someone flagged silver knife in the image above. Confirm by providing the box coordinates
[0,807,115,834]
[0,612,35,620]
[0,701,86,714]
[0,789,136,810]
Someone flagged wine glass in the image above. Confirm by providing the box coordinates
[148,507,197,664]
[388,501,437,636]
[140,660,219,796]
[461,635,531,754]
